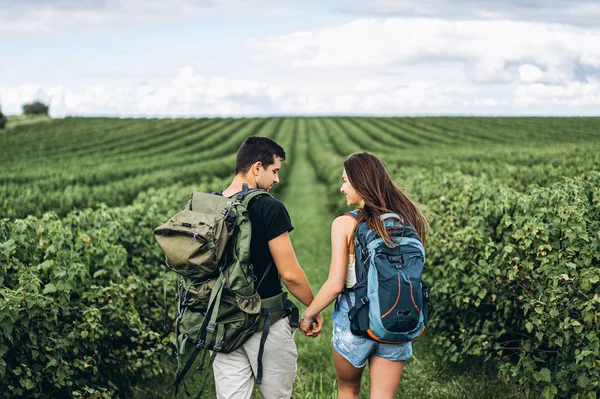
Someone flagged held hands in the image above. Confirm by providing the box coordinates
[299,312,323,338]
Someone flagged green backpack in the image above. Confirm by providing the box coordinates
[153,184,298,397]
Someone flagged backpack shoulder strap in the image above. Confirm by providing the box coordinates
[343,210,360,255]
[344,209,360,219]
[236,183,251,201]
[238,184,272,208]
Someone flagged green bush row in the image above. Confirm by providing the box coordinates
[3,118,599,220]
[0,156,234,219]
[0,118,281,219]
[0,182,223,398]
[411,171,600,399]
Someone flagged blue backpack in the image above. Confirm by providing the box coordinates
[344,209,431,344]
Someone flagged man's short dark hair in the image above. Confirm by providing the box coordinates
[235,136,286,175]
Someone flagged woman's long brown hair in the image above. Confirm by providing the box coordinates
[344,152,429,246]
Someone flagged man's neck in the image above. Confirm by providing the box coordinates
[222,175,256,198]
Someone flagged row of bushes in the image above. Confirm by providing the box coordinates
[411,171,599,399]
[0,181,224,397]
[306,129,599,398]
[1,118,284,219]
[0,155,234,220]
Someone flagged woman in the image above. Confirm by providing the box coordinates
[299,152,428,399]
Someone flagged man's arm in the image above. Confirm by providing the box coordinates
[268,231,314,307]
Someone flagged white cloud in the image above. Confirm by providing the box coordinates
[2,7,600,116]
[250,18,600,86]
[0,66,288,116]
[3,0,600,36]
[2,63,599,116]
[465,58,513,84]
[515,80,600,106]
[338,0,600,28]
[519,64,544,83]
[0,0,307,35]
[354,78,384,92]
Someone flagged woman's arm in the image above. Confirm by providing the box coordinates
[300,215,355,336]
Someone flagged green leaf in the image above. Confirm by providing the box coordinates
[581,279,591,292]
[577,374,589,388]
[93,270,107,278]
[534,368,552,383]
[43,358,58,371]
[526,322,534,333]
[42,283,57,294]
[541,384,558,399]
[20,378,36,390]
[536,332,544,342]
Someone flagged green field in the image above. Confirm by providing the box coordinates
[1,117,599,398]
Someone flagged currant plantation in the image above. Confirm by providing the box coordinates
[1,117,598,398]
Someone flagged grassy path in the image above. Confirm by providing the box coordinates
[280,123,340,398]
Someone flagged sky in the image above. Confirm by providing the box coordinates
[0,0,599,117]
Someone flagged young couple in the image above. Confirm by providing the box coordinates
[215,136,427,399]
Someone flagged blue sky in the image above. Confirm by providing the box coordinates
[1,0,599,116]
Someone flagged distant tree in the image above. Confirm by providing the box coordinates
[22,101,49,116]
[0,107,6,129]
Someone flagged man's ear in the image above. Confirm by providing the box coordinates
[252,161,263,176]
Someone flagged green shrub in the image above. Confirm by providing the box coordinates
[411,171,600,399]
[22,101,49,116]
[0,184,220,398]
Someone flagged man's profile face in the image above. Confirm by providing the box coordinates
[256,156,281,192]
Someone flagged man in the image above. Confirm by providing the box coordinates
[214,136,323,399]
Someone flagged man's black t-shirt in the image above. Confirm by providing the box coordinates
[245,194,293,299]
[217,191,293,299]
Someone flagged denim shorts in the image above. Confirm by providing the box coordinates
[331,291,412,368]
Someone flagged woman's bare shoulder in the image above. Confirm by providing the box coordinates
[332,214,357,233]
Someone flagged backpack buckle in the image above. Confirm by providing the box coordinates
[387,254,403,263]
[360,297,369,306]
[248,264,257,281]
